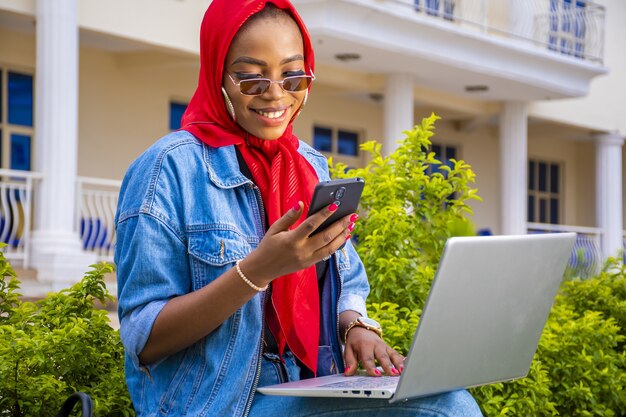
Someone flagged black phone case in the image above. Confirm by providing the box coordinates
[307,178,365,235]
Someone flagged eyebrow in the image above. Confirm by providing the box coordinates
[231,54,305,66]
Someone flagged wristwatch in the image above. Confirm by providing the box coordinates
[344,316,383,343]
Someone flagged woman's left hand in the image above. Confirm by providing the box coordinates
[342,323,404,377]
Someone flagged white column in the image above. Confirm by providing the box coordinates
[383,73,414,155]
[499,102,528,235]
[31,0,96,288]
[595,132,624,260]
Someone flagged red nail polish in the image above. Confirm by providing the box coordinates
[374,369,382,376]
[391,367,400,375]
[328,203,339,212]
[344,365,351,375]
[349,214,359,222]
[348,223,355,232]
[346,234,352,241]
[292,202,301,211]
[399,365,404,373]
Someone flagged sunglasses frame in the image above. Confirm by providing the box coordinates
[226,72,316,96]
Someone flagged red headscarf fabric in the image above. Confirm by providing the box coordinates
[181,0,320,374]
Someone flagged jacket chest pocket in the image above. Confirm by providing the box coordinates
[188,227,254,290]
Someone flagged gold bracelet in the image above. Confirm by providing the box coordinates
[235,260,268,292]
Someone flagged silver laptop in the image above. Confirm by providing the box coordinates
[257,233,576,403]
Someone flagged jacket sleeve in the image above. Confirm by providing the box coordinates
[336,239,370,317]
[115,212,191,371]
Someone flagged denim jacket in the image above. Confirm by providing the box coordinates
[115,131,370,417]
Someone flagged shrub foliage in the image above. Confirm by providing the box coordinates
[331,115,626,416]
[0,250,133,417]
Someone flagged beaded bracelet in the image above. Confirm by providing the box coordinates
[235,260,268,292]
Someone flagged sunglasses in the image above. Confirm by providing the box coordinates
[227,72,315,96]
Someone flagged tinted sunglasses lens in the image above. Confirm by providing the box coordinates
[283,76,311,92]
[240,79,270,95]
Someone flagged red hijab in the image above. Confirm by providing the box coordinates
[181,0,320,374]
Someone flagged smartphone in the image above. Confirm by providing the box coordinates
[306,177,365,236]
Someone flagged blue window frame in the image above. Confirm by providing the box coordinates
[337,130,359,156]
[8,72,33,127]
[313,126,332,153]
[428,144,457,177]
[1,69,34,171]
[169,101,188,131]
[528,160,561,224]
[10,134,31,171]
[313,125,360,157]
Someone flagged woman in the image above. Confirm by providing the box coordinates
[115,1,483,416]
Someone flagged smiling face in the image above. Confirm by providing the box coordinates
[222,14,307,140]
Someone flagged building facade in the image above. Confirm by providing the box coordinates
[0,0,624,294]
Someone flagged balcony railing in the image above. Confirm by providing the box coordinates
[383,0,605,64]
[528,222,603,277]
[0,169,43,268]
[76,176,122,262]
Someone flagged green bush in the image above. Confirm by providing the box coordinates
[330,114,481,342]
[0,249,134,417]
[332,115,626,416]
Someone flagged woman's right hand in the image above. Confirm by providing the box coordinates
[239,201,357,287]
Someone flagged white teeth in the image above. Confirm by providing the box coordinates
[256,109,286,119]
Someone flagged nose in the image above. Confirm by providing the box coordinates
[262,80,285,100]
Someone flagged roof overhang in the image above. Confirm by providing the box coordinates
[294,0,608,101]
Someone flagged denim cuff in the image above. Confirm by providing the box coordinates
[120,299,168,371]
[338,293,367,317]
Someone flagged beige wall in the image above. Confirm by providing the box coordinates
[0,0,207,55]
[0,26,199,180]
[78,48,198,179]
[433,121,500,234]
[528,133,596,227]
[293,83,383,168]
[0,26,34,70]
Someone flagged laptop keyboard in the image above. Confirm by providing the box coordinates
[320,376,399,389]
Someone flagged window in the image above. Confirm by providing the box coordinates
[169,101,188,131]
[528,160,561,224]
[549,0,586,58]
[428,143,457,177]
[414,0,455,20]
[428,143,458,202]
[313,125,360,157]
[0,69,34,171]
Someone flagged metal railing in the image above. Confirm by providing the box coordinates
[76,177,122,262]
[382,0,605,64]
[528,222,603,277]
[0,169,43,268]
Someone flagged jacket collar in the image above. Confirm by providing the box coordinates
[203,144,250,189]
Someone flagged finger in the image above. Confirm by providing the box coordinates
[312,220,354,261]
[266,201,303,235]
[291,202,339,240]
[389,349,406,374]
[373,343,398,376]
[360,350,380,377]
[343,345,358,376]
